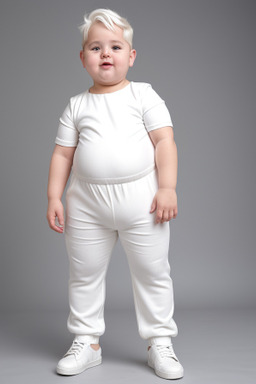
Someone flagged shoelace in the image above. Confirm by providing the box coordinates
[156,345,179,361]
[64,341,85,358]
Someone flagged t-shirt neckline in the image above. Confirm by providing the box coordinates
[87,81,132,96]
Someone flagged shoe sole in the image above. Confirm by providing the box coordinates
[56,356,102,376]
[148,360,184,380]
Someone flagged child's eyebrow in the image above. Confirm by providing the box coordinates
[110,40,124,45]
[88,40,124,48]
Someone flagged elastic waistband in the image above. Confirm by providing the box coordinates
[73,164,156,185]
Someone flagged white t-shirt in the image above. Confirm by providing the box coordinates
[55,81,173,183]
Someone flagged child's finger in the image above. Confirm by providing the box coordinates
[150,197,157,213]
[56,212,64,227]
[54,223,64,233]
[162,210,169,221]
[48,214,56,229]
[55,215,64,232]
[55,205,64,226]
[156,209,163,223]
[48,213,63,233]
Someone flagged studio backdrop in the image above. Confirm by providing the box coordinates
[0,0,255,313]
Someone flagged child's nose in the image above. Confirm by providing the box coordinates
[101,48,111,58]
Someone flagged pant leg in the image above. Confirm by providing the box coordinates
[114,169,178,346]
[65,174,118,344]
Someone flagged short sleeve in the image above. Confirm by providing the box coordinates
[142,84,173,132]
[55,99,79,147]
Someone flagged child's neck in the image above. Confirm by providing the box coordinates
[89,79,130,94]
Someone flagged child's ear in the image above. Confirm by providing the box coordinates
[129,49,137,67]
[80,50,86,68]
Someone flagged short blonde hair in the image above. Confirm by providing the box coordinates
[78,8,134,49]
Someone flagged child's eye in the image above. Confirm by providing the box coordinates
[91,47,100,51]
[112,46,121,50]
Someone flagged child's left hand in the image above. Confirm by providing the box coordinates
[150,188,178,224]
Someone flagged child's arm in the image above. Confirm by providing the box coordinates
[47,144,76,233]
[148,126,178,224]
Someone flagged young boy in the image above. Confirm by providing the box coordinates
[47,8,184,380]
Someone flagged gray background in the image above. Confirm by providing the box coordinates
[0,0,255,383]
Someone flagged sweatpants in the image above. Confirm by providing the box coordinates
[64,166,178,347]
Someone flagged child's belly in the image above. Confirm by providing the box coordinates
[72,136,156,182]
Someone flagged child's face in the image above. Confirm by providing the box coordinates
[80,22,136,92]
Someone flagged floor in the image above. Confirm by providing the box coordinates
[0,308,255,384]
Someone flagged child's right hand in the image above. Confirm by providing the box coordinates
[47,198,65,233]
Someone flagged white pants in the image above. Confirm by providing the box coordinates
[64,167,178,347]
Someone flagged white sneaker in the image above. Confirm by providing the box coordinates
[56,339,102,376]
[148,344,184,380]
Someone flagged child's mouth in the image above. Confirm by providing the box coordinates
[101,63,113,68]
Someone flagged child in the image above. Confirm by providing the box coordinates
[47,8,184,380]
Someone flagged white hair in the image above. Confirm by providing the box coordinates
[78,8,134,49]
